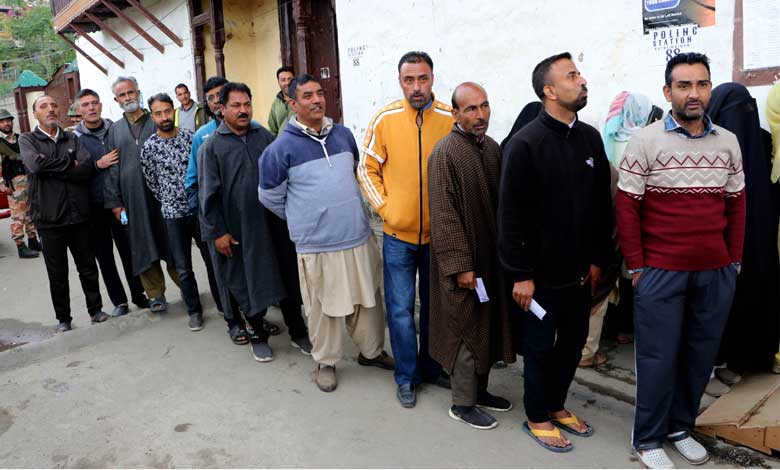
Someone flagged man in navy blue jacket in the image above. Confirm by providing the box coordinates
[259,75,394,393]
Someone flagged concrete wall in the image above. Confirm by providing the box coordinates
[335,0,774,143]
[203,0,282,126]
[73,0,195,121]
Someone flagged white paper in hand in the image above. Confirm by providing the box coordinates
[529,299,546,320]
[475,278,490,303]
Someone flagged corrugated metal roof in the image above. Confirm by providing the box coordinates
[12,69,47,89]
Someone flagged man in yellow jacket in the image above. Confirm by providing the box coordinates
[358,51,454,408]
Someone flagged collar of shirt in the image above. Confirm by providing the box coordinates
[294,116,333,137]
[35,125,59,142]
[664,111,717,139]
[568,116,577,128]
[455,123,485,143]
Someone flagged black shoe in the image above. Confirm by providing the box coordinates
[90,311,109,324]
[110,304,129,317]
[27,237,42,251]
[263,319,281,336]
[448,405,498,430]
[56,321,72,332]
[17,243,39,259]
[477,391,513,412]
[133,297,150,309]
[188,313,204,331]
[397,384,416,408]
[423,373,451,390]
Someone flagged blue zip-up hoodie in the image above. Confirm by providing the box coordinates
[258,117,371,254]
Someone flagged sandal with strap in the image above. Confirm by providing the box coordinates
[522,421,573,453]
[229,325,250,345]
[551,412,594,437]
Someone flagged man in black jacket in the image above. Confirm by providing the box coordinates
[498,52,612,452]
[75,89,148,317]
[19,95,108,332]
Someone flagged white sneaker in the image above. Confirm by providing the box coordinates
[671,436,709,465]
[636,448,675,469]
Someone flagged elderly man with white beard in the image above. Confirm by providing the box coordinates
[104,76,179,313]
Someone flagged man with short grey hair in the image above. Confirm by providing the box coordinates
[104,76,179,313]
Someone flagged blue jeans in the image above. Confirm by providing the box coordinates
[383,235,442,385]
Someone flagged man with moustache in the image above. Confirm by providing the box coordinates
[0,108,41,258]
[498,52,612,452]
[184,75,281,342]
[140,93,223,332]
[104,76,178,313]
[428,82,516,429]
[616,53,745,468]
[19,95,108,331]
[74,89,148,317]
[199,82,310,362]
[358,50,453,408]
[259,74,394,392]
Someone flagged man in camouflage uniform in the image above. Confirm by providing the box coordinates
[0,109,40,258]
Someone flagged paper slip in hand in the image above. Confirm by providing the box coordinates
[530,299,546,320]
[475,278,490,303]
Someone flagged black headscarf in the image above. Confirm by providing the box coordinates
[708,82,780,370]
[501,101,543,150]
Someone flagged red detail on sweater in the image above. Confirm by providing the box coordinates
[616,189,746,271]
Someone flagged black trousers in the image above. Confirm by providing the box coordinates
[165,214,222,316]
[522,283,590,423]
[633,266,737,450]
[90,206,145,307]
[38,222,103,323]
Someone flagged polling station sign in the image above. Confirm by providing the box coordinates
[643,0,716,33]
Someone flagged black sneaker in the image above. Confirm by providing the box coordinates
[188,313,204,331]
[449,405,498,430]
[56,321,72,332]
[90,311,109,324]
[290,336,312,355]
[397,384,416,408]
[110,304,129,317]
[477,391,513,412]
[17,243,39,259]
[27,237,42,251]
[249,334,273,362]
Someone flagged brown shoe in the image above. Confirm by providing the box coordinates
[578,351,607,368]
[315,364,337,392]
[358,350,395,370]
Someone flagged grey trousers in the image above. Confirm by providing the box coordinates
[632,266,737,450]
[451,343,488,407]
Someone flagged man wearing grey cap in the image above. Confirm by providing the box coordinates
[0,108,40,258]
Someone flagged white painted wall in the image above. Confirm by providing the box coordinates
[73,0,195,121]
[336,0,775,144]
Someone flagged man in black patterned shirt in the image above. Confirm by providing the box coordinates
[140,93,221,331]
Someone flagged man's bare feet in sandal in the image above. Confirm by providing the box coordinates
[550,410,590,434]
[579,351,607,367]
[528,420,572,448]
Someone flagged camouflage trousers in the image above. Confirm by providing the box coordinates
[2,175,36,245]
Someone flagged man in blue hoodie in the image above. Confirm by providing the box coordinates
[259,74,394,392]
[74,89,148,316]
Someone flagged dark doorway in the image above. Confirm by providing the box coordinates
[279,0,342,123]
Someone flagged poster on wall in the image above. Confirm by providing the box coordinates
[642,0,716,34]
[742,0,780,71]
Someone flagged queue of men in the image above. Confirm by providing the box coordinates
[12,50,763,469]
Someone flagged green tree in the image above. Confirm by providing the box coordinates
[1,5,75,80]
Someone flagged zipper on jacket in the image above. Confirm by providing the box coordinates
[416,109,424,246]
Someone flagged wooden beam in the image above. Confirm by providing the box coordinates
[210,0,225,77]
[99,0,164,53]
[58,33,108,75]
[70,23,125,68]
[191,12,209,28]
[84,11,144,61]
[125,0,183,47]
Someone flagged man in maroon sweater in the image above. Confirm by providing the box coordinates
[616,53,746,468]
